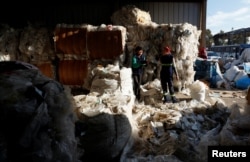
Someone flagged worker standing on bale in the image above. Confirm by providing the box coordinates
[132,46,147,100]
[159,46,179,103]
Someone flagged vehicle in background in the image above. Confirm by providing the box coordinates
[209,44,250,60]
[207,51,221,61]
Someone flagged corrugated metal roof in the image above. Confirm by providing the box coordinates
[0,0,206,47]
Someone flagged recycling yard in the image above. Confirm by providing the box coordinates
[0,1,250,162]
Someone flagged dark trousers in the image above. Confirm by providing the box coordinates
[160,75,175,96]
[132,73,142,99]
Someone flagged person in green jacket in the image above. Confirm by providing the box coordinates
[132,46,147,100]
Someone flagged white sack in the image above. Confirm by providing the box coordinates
[223,65,240,82]
[188,80,207,102]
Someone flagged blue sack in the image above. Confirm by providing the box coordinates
[235,75,250,90]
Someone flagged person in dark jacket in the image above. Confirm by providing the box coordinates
[132,46,147,100]
[159,46,179,103]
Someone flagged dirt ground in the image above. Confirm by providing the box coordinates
[176,88,247,108]
[208,88,247,107]
[71,86,248,108]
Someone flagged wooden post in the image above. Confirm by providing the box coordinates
[200,0,207,48]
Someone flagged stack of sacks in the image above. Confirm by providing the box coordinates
[73,63,135,161]
[219,65,247,89]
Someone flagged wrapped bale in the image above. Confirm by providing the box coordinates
[87,25,125,60]
[0,61,78,162]
[33,62,56,80]
[58,60,88,85]
[54,24,87,55]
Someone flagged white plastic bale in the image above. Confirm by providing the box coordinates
[0,25,19,61]
[19,25,55,63]
[111,5,152,26]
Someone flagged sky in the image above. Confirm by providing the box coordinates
[207,0,250,35]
